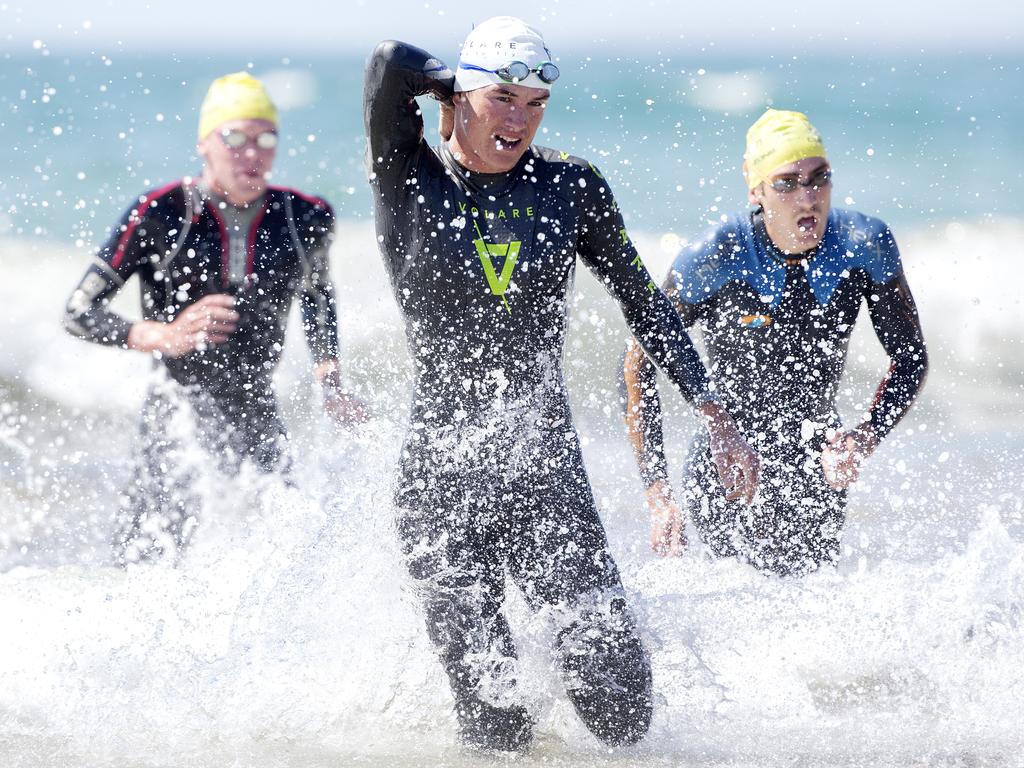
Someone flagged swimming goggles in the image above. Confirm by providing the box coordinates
[461,60,560,85]
[219,129,279,150]
[768,167,832,194]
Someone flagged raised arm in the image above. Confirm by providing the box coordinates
[363,40,455,185]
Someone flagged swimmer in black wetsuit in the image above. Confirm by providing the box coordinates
[364,16,759,752]
[63,72,367,565]
[624,109,928,575]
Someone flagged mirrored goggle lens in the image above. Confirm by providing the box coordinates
[537,62,560,84]
[770,168,832,193]
[496,61,560,85]
[498,61,531,82]
[221,130,278,150]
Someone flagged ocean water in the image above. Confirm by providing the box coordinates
[1,45,1023,767]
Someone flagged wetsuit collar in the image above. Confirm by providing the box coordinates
[196,178,267,211]
[437,141,534,200]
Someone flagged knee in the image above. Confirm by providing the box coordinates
[557,595,653,746]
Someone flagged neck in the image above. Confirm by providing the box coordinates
[754,209,818,263]
[200,169,262,208]
[757,209,820,256]
[446,136,515,175]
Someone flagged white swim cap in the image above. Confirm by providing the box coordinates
[455,16,556,93]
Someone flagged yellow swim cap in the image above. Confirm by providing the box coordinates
[197,72,278,140]
[743,109,826,191]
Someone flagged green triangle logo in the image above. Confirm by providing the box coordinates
[472,223,521,315]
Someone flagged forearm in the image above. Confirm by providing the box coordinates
[301,289,341,364]
[64,306,134,347]
[577,167,711,405]
[623,341,670,488]
[622,289,711,405]
[867,273,929,440]
[868,353,928,439]
[63,270,133,347]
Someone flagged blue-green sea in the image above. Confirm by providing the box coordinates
[2,49,1022,243]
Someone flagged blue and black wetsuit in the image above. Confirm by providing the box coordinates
[627,208,928,575]
[63,181,339,563]
[364,41,714,749]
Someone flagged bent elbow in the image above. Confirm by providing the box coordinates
[371,40,404,65]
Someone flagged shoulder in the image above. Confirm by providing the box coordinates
[529,147,618,210]
[128,179,187,219]
[669,214,754,298]
[830,208,893,246]
[826,208,901,280]
[530,146,606,184]
[269,186,336,222]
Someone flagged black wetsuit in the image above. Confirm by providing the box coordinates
[630,209,928,575]
[364,41,713,749]
[64,181,339,563]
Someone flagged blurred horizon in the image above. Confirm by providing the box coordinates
[2,0,1022,56]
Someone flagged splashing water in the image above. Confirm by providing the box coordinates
[1,216,1022,765]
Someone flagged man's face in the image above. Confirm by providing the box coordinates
[451,83,549,173]
[197,118,277,205]
[749,156,832,254]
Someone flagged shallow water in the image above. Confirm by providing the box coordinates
[2,213,1023,765]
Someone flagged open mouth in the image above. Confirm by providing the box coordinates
[494,134,523,151]
[797,215,817,232]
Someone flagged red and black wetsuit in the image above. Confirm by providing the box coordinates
[64,180,339,563]
[365,40,714,749]
[629,208,928,575]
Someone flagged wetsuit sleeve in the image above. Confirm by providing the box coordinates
[363,40,454,187]
[864,232,928,439]
[576,164,710,405]
[62,199,164,347]
[297,201,341,364]
[622,270,703,488]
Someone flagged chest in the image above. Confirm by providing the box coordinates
[700,266,869,359]
[396,165,583,319]
[158,205,303,298]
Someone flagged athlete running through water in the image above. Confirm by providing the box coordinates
[364,16,758,751]
[624,109,928,575]
[64,72,367,565]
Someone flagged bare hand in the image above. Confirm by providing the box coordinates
[820,425,878,489]
[323,389,370,428]
[645,480,686,557]
[700,402,760,505]
[128,294,238,357]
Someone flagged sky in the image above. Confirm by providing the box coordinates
[2,0,1022,55]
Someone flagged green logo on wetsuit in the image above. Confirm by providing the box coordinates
[473,220,521,315]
